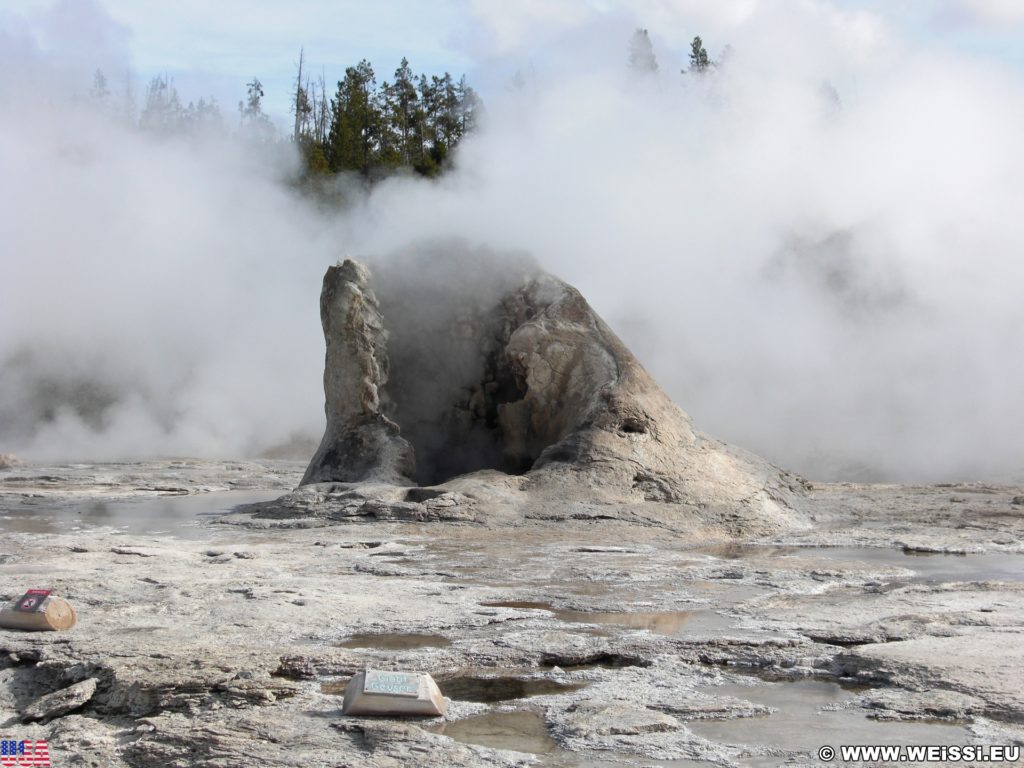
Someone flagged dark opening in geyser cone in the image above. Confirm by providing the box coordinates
[300,245,807,532]
[301,248,566,486]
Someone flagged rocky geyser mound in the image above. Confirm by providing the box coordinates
[288,248,806,535]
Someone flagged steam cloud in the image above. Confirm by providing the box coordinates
[2,1,1023,482]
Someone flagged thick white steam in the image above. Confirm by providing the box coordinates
[2,1,1023,481]
[0,11,329,459]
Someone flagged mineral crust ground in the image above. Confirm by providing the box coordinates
[1,459,1022,767]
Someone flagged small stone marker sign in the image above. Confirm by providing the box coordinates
[342,668,447,717]
[363,670,420,697]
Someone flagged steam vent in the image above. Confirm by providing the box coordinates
[295,247,808,535]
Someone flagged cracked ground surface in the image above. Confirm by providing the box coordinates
[1,460,1022,766]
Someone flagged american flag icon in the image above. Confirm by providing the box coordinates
[0,739,51,767]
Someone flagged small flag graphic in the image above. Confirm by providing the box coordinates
[0,739,51,767]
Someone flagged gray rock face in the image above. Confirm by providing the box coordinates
[301,249,806,534]
[302,260,415,486]
[21,677,97,722]
[558,700,680,736]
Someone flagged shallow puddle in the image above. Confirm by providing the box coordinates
[434,709,716,764]
[481,601,731,636]
[551,754,714,768]
[431,710,559,754]
[554,608,729,635]
[825,547,1024,583]
[704,544,1024,583]
[324,671,586,710]
[481,600,554,610]
[0,489,283,538]
[439,675,588,703]
[336,632,451,650]
[542,652,651,671]
[704,544,801,560]
[689,679,968,755]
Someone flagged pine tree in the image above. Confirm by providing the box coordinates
[184,97,223,134]
[455,75,481,136]
[236,78,275,142]
[375,79,401,169]
[386,58,420,166]
[688,36,711,73]
[327,60,379,176]
[238,78,273,139]
[282,53,482,184]
[311,70,329,145]
[140,74,184,133]
[435,73,460,153]
[90,69,110,103]
[119,69,136,127]
[628,29,658,73]
[413,73,441,175]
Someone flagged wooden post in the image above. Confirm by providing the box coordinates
[0,596,77,631]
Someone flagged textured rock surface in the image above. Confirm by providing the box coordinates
[302,260,415,486]
[297,252,807,536]
[839,634,1024,720]
[557,700,680,736]
[21,678,97,722]
[1,462,1022,766]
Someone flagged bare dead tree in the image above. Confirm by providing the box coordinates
[315,68,329,144]
[292,47,308,141]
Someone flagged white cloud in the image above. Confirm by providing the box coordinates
[462,0,597,54]
[957,0,1024,25]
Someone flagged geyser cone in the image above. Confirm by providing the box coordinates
[302,246,807,532]
[301,259,415,486]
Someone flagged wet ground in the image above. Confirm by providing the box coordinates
[0,461,1022,766]
[337,632,453,650]
[707,544,1024,583]
[0,489,284,537]
[689,680,967,766]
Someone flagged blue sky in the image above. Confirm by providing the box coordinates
[4,0,1024,122]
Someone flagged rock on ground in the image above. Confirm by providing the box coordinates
[21,678,97,722]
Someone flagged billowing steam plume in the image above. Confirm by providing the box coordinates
[2,1,1023,482]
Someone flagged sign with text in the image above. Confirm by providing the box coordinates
[362,670,421,698]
